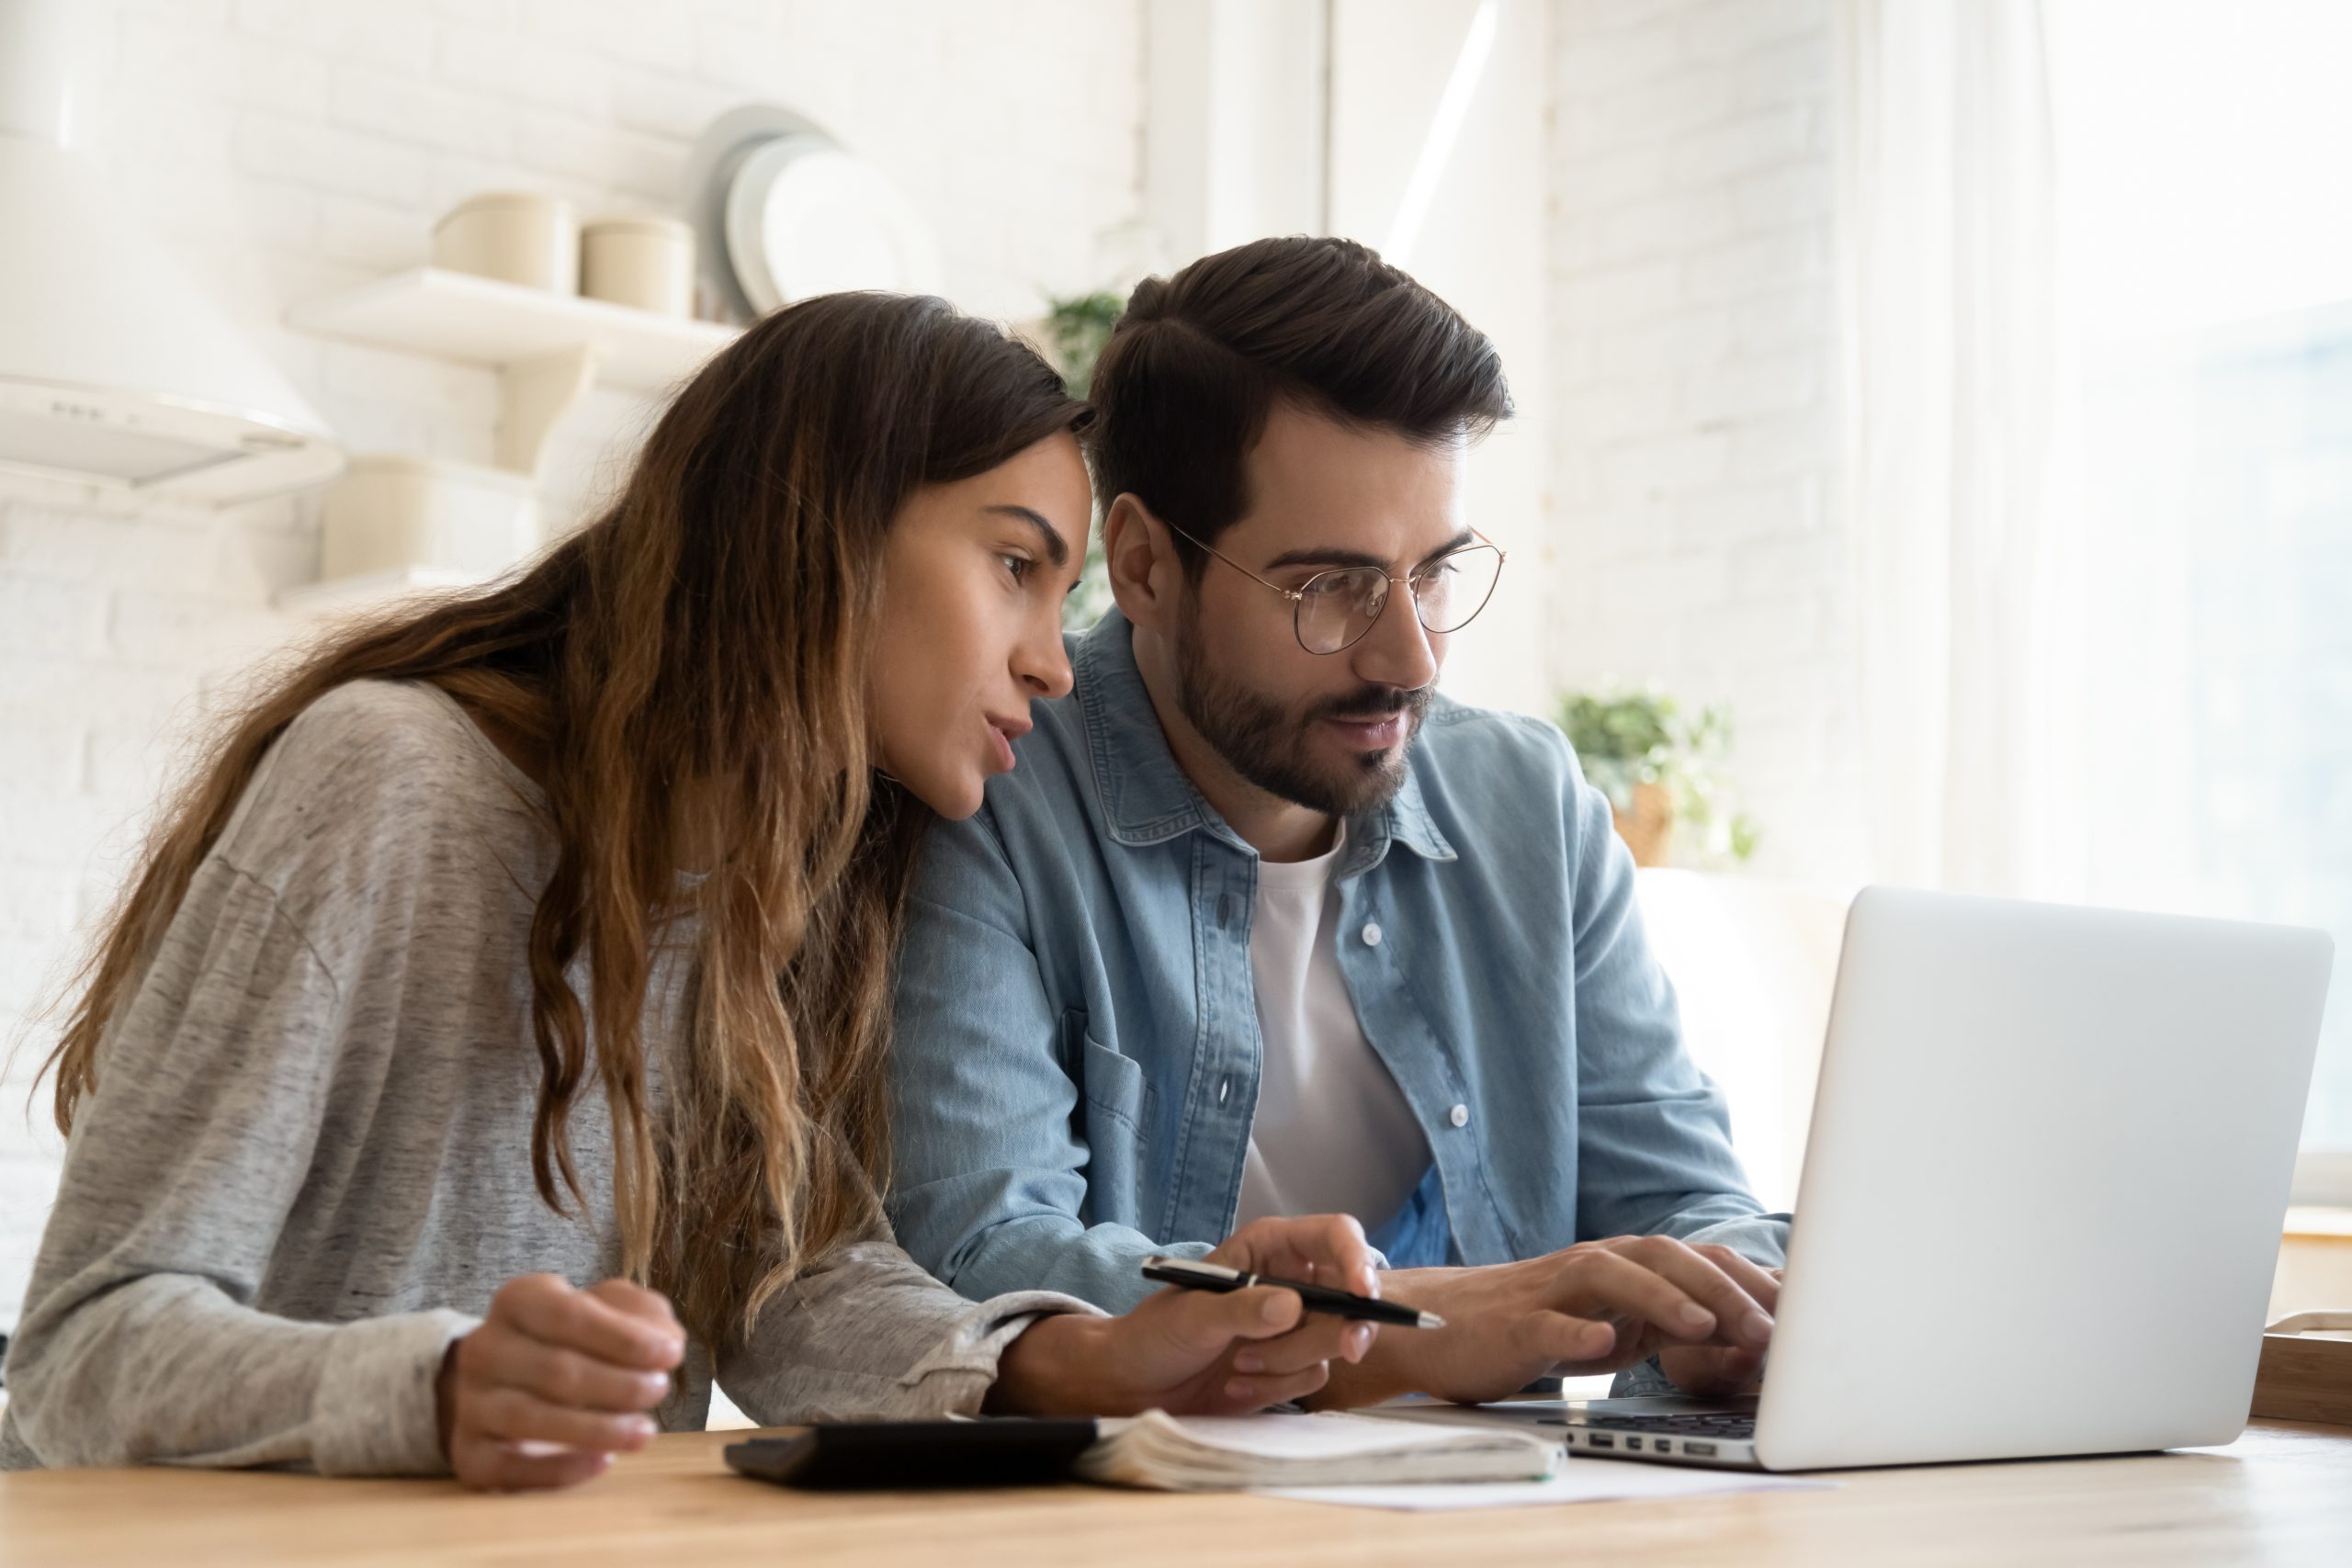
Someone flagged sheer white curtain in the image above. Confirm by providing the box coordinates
[1835,0,2081,898]
[1838,0,2352,1180]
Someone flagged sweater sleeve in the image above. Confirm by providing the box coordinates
[716,1230,1104,1426]
[1,857,473,1475]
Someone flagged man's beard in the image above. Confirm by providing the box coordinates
[1173,607,1430,818]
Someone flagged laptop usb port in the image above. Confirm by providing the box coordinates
[1683,1441,1717,1457]
[1588,1434,1615,1450]
[1654,1440,1672,1453]
[1624,1437,1643,1450]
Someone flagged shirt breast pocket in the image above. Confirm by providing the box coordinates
[1071,1020,1156,1227]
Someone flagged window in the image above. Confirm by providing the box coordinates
[2053,0,2352,1197]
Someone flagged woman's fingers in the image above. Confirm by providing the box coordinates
[492,1274,684,1370]
[450,1429,614,1493]
[469,1386,661,1454]
[445,1274,689,1492]
[584,1277,684,1333]
[474,1327,673,1413]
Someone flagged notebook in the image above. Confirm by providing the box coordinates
[1076,1412,1562,1491]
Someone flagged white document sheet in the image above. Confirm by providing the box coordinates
[1255,1459,1835,1512]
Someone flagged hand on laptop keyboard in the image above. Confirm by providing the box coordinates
[1311,1236,1779,1409]
[1655,1278,1779,1397]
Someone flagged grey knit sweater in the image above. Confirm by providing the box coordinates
[0,681,1088,1474]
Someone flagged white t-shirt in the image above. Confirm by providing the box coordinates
[1234,823,1432,1232]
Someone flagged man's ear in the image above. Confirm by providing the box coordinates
[1103,493,1181,635]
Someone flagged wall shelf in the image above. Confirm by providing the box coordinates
[281,268,741,611]
[288,266,738,395]
[288,266,738,477]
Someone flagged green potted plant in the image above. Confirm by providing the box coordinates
[1554,688,1760,869]
[1037,288,1125,629]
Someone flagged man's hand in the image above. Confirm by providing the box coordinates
[989,1215,1383,1416]
[1310,1236,1778,1408]
[1656,1269,1778,1392]
[1657,1266,1781,1396]
[436,1275,686,1491]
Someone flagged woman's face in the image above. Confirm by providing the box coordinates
[866,431,1092,819]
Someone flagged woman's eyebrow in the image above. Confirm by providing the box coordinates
[981,504,1071,569]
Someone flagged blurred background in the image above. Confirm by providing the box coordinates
[0,0,2346,1326]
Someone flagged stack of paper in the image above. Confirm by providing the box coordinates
[1075,1411,1561,1492]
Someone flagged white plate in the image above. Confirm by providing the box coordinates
[680,103,829,321]
[722,137,942,314]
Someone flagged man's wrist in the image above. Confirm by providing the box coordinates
[986,1312,1115,1416]
[1306,1266,1461,1409]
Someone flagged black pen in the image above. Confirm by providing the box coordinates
[1141,1255,1446,1329]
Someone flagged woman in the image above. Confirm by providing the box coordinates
[1,293,1379,1490]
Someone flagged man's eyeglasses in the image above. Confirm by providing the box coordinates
[1161,521,1507,656]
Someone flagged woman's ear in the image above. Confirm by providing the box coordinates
[1102,493,1178,635]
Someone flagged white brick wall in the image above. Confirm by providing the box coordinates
[0,0,1147,1328]
[1546,0,1862,883]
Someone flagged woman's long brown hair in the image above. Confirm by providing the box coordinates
[38,292,1087,1351]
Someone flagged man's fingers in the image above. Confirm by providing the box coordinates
[451,1429,613,1493]
[1605,1239,1773,1347]
[492,1275,684,1370]
[1218,1214,1380,1298]
[1692,1246,1781,1316]
[470,1387,660,1454]
[1513,1309,1623,1369]
[475,1331,673,1413]
[1143,1282,1316,1355]
[1210,1362,1333,1413]
[1660,1343,1768,1397]
[1565,1247,1733,1344]
[1230,1315,1371,1378]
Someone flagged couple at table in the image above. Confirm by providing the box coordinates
[1,236,1785,1488]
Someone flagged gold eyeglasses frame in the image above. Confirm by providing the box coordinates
[1158,519,1509,655]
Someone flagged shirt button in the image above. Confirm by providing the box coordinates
[1217,1076,1232,1106]
[1448,1103,1470,1128]
[1361,921,1383,947]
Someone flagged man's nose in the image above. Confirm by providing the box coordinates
[1350,581,1439,692]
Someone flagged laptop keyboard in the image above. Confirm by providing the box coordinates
[1554,1412,1758,1438]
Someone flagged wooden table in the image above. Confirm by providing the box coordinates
[2,1420,2346,1567]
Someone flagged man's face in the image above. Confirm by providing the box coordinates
[1170,402,1470,818]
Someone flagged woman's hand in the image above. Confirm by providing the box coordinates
[437,1275,687,1491]
[988,1215,1384,1416]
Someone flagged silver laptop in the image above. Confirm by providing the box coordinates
[1518,886,2333,1471]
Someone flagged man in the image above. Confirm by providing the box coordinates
[888,237,1787,1407]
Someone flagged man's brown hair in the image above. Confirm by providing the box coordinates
[1086,235,1513,576]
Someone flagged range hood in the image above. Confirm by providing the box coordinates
[0,0,340,503]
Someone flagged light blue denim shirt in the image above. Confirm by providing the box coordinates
[888,609,1787,1315]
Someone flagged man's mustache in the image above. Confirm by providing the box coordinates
[1308,686,1430,723]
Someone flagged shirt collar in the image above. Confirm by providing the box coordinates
[1073,609,1458,867]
